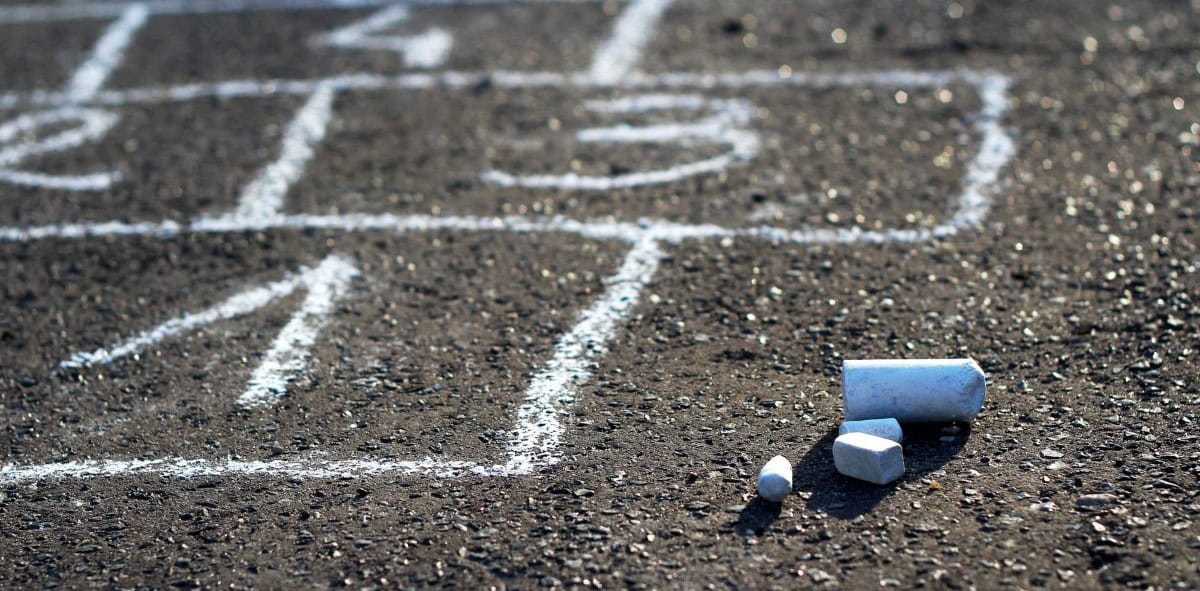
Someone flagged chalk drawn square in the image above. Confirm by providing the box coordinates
[286,71,1012,244]
[0,98,312,228]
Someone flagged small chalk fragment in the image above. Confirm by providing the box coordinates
[843,358,986,423]
[756,455,793,502]
[839,418,903,443]
[833,432,905,485]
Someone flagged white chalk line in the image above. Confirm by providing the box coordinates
[0,457,495,481]
[1,68,990,110]
[0,213,941,245]
[218,83,337,221]
[482,93,759,190]
[62,3,149,104]
[311,4,452,69]
[587,0,673,84]
[1,238,661,482]
[944,73,1014,230]
[0,0,602,24]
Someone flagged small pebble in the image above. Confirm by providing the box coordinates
[756,455,793,503]
[1075,493,1118,509]
[833,432,904,485]
[838,418,903,443]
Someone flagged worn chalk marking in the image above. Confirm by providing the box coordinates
[482,94,760,190]
[0,4,144,190]
[4,239,658,481]
[941,73,1014,231]
[587,0,673,84]
[0,107,121,190]
[2,69,1001,110]
[0,457,489,481]
[220,84,337,221]
[61,255,360,408]
[311,4,453,69]
[0,0,601,24]
[63,3,149,103]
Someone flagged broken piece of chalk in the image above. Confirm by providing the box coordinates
[843,358,986,423]
[839,418,903,443]
[756,455,793,502]
[833,432,905,485]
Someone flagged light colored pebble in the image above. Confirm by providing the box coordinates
[842,358,986,423]
[1075,493,1118,509]
[756,455,793,503]
[833,432,905,485]
[838,418,903,442]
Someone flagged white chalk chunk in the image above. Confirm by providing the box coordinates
[839,418,903,443]
[843,358,986,423]
[832,432,905,485]
[756,455,793,503]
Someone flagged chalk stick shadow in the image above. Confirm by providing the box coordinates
[791,423,971,520]
[732,496,783,536]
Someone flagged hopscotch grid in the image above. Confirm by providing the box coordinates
[0,0,1017,483]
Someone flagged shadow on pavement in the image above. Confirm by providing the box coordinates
[732,497,783,535]
[795,424,970,519]
[735,423,972,530]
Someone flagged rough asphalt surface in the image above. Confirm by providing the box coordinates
[3,0,1200,589]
